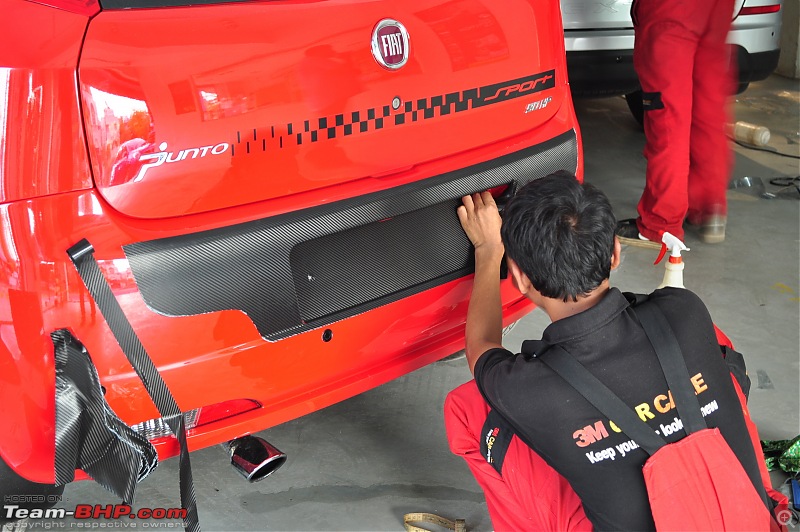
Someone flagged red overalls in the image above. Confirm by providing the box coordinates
[444,380,591,531]
[633,0,736,241]
[443,327,788,530]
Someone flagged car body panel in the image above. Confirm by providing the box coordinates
[0,1,93,205]
[81,0,567,219]
[561,0,633,31]
[0,121,569,481]
[730,11,783,54]
[1,0,582,485]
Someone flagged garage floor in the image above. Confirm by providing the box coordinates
[50,75,799,531]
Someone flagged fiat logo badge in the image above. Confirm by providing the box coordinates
[371,19,409,70]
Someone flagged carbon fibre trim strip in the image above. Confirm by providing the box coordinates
[68,241,201,532]
[231,70,556,155]
[100,0,252,8]
[125,130,577,341]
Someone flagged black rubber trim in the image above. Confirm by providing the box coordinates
[566,49,640,98]
[733,46,780,84]
[99,0,252,9]
[124,130,578,341]
[567,46,781,98]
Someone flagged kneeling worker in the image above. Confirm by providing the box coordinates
[444,172,785,530]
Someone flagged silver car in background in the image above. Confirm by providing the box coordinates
[562,0,784,121]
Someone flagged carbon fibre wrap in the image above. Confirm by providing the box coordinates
[125,130,577,340]
[53,329,158,500]
[68,241,201,532]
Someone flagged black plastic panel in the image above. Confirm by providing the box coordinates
[100,0,252,9]
[291,201,472,322]
[125,130,577,340]
[566,49,640,98]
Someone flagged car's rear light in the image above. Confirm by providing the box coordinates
[193,399,262,429]
[487,184,510,198]
[739,4,781,15]
[130,399,261,440]
[27,0,100,17]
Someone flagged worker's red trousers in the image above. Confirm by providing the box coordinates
[633,0,736,241]
[444,381,591,531]
[444,329,789,531]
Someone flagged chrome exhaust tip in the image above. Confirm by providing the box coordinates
[228,436,287,482]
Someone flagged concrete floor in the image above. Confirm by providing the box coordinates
[50,75,799,531]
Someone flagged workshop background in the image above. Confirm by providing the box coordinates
[42,12,800,532]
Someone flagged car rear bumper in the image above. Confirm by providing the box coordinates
[567,45,781,98]
[1,98,581,481]
[566,49,640,97]
[733,46,781,84]
[126,130,578,341]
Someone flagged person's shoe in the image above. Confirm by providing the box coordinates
[615,218,661,249]
[698,213,726,244]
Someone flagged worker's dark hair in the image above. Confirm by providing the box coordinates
[500,171,617,302]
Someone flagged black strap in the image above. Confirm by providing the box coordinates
[537,299,774,516]
[540,345,666,456]
[634,303,706,434]
[68,239,201,532]
[538,303,706,456]
[637,304,773,514]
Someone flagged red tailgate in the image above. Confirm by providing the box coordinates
[79,0,568,219]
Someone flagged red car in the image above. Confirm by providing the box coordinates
[1,0,581,514]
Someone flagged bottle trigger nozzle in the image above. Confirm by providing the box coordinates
[656,232,690,289]
[655,243,668,265]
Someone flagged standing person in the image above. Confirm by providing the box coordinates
[615,0,736,247]
[445,173,784,530]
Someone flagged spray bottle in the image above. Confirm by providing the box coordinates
[655,232,689,289]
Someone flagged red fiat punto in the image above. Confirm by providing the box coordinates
[1,0,582,513]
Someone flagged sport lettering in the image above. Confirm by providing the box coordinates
[484,75,554,102]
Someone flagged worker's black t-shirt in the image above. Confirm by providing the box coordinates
[474,287,767,531]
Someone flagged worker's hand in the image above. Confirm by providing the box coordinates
[457,192,504,260]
